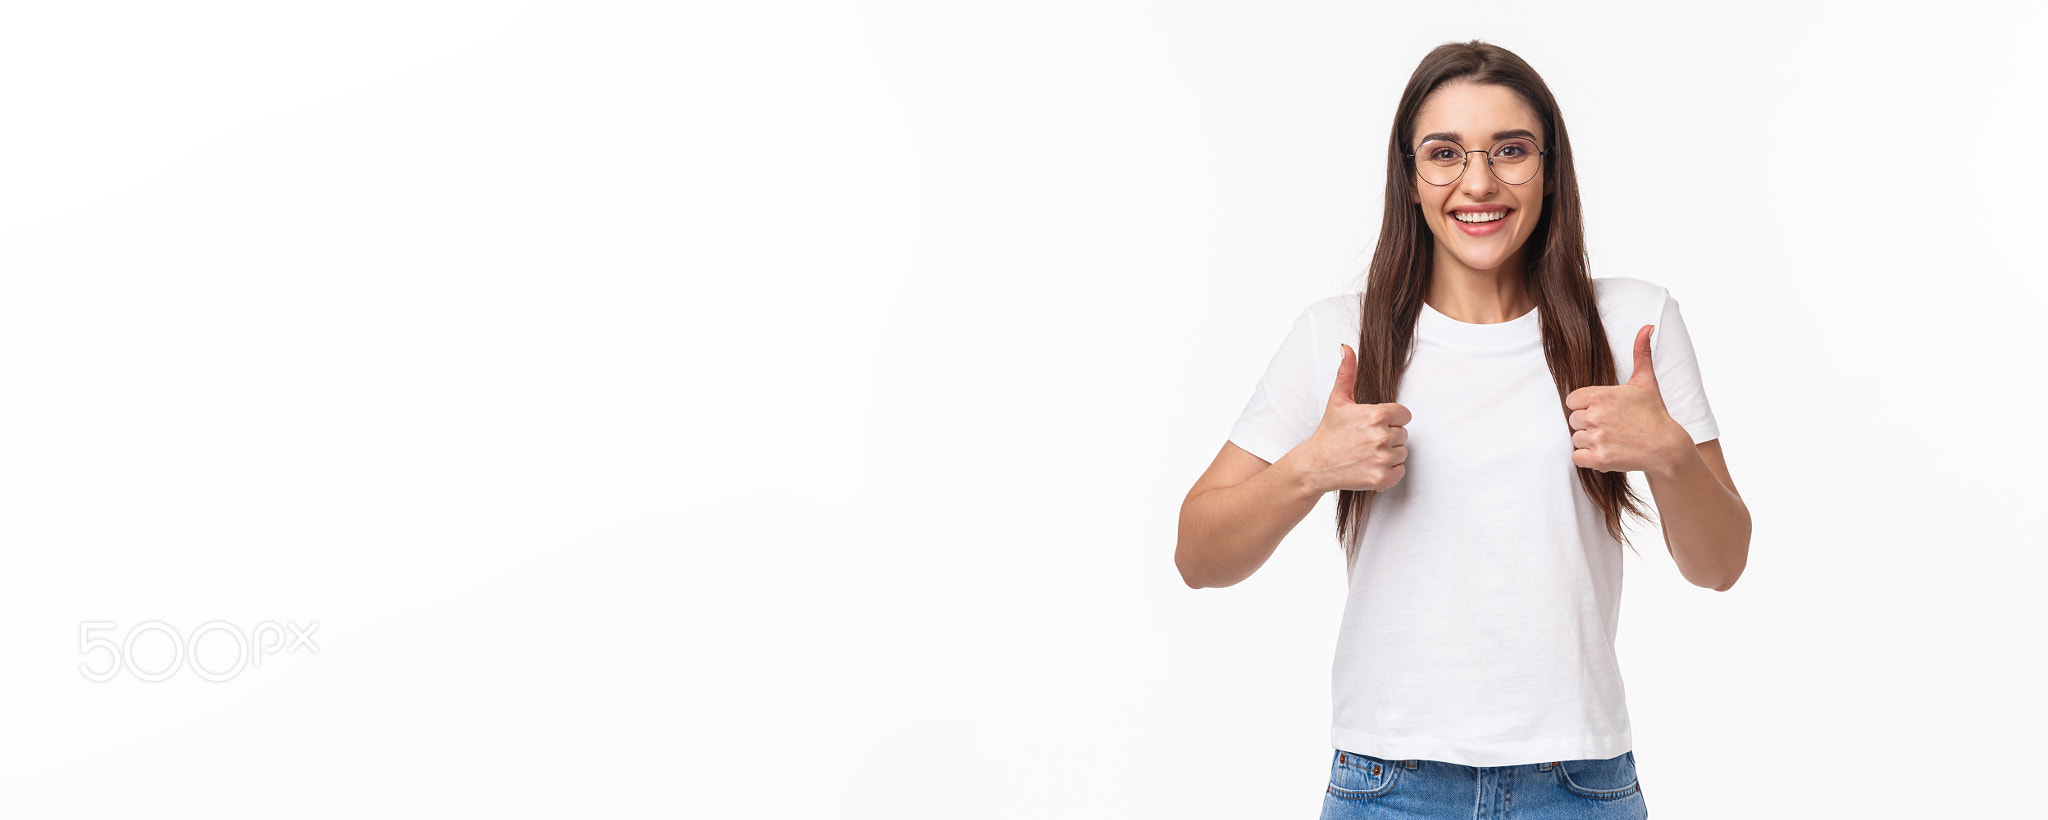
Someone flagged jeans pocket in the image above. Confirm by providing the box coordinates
[1326,749,1400,800]
[1553,750,1642,800]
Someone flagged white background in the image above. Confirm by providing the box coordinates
[1,1,2040,817]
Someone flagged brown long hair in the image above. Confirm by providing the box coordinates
[1337,40,1648,569]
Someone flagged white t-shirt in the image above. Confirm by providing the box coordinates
[1227,276,1719,767]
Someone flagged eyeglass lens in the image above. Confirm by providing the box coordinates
[1414,138,1541,185]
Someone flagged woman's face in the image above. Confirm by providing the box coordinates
[1409,81,1548,275]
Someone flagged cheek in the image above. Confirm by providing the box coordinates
[1416,192,1445,221]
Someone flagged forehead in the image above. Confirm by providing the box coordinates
[1413,81,1540,143]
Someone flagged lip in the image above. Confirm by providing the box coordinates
[1450,206,1512,236]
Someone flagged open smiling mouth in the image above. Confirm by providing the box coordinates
[1451,207,1511,236]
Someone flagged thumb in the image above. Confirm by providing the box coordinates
[1628,324,1658,388]
[1328,344,1359,408]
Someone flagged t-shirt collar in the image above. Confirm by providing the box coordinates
[1417,299,1541,348]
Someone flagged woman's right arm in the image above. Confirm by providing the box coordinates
[1175,443,1325,589]
[1178,344,1410,588]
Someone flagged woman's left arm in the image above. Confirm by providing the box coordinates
[1567,323,1751,592]
[1645,438,1749,591]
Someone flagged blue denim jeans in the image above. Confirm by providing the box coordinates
[1320,748,1647,818]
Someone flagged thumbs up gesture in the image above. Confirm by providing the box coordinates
[1292,343,1411,495]
[1564,325,1691,475]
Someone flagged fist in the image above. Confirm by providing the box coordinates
[1564,324,1690,474]
[1298,343,1410,494]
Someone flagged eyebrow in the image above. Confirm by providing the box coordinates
[1417,129,1540,145]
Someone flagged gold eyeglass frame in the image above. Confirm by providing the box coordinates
[1405,137,1549,186]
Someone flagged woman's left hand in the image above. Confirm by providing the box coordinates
[1565,325,1692,476]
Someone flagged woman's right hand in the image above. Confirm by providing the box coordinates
[1291,343,1410,495]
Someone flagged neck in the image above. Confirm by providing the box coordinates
[1426,247,1534,324]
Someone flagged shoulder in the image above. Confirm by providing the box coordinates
[1590,277,1679,364]
[1265,292,1362,341]
[1591,276,1672,318]
[1277,293,1360,376]
[1301,291,1363,329]
[1305,291,1361,313]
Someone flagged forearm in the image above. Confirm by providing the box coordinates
[1646,441,1750,591]
[1177,452,1323,589]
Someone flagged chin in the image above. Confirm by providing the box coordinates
[1451,250,1512,271]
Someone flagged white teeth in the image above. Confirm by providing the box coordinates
[1454,210,1506,223]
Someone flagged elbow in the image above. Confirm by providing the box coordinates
[1676,564,1738,592]
[1175,513,1216,589]
[1176,552,1209,589]
[1177,550,1235,589]
[1704,568,1744,592]
[1711,546,1750,592]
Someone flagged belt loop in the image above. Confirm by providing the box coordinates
[1403,759,1418,770]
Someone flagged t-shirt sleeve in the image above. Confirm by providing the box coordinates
[1227,304,1326,464]
[1650,290,1721,445]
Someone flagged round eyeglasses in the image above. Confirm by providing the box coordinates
[1406,136,1548,186]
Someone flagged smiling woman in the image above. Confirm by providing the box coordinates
[1403,81,1552,319]
[1175,38,1751,819]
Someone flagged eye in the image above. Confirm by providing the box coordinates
[1428,148,1459,161]
[1493,138,1539,159]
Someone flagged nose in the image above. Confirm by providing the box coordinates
[1458,149,1497,199]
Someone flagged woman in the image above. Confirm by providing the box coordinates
[1174,41,1751,818]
